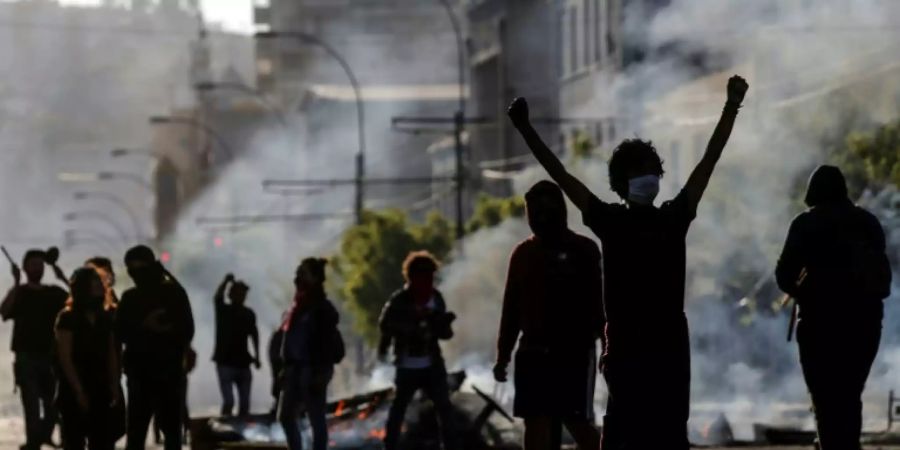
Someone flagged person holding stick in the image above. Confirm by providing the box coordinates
[1,248,69,450]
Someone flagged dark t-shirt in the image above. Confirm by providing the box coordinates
[7,285,68,355]
[55,309,114,398]
[582,190,696,355]
[213,303,257,367]
[114,281,194,379]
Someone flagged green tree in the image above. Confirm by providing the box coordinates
[830,119,900,197]
[330,209,453,343]
[466,194,526,234]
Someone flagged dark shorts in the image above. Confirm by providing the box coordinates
[513,345,597,420]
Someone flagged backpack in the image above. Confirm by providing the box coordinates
[329,328,346,365]
[843,211,891,299]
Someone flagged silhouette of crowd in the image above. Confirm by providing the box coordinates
[1,75,893,450]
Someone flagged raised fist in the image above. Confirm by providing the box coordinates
[507,97,530,128]
[727,75,749,105]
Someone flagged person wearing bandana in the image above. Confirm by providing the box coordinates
[507,75,748,449]
[278,258,340,450]
[378,251,457,450]
[115,246,194,450]
[494,180,604,450]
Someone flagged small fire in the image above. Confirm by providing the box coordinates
[368,428,386,440]
[334,400,345,417]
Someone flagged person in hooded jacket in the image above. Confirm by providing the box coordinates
[776,165,891,450]
[55,268,121,450]
[494,180,604,450]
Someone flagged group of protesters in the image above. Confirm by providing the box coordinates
[2,73,892,450]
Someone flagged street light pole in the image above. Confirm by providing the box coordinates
[73,191,144,242]
[255,31,366,225]
[63,211,130,244]
[149,115,235,163]
[194,81,289,125]
[438,0,467,241]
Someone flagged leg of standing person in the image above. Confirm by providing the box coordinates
[423,365,457,450]
[278,366,304,450]
[37,359,59,445]
[384,369,420,450]
[15,357,42,450]
[155,377,185,450]
[125,377,155,450]
[216,365,236,417]
[307,367,333,450]
[522,417,553,450]
[59,406,87,450]
[86,408,115,450]
[237,367,252,417]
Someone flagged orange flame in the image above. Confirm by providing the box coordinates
[334,400,345,417]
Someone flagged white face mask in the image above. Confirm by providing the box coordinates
[627,175,660,205]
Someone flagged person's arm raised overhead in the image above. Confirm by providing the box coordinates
[508,97,595,212]
[683,75,748,211]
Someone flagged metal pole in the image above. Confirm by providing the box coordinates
[438,0,467,240]
[74,192,144,242]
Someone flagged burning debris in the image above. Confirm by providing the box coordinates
[188,371,521,450]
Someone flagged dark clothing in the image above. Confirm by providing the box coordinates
[777,196,889,450]
[497,231,603,356]
[14,353,58,450]
[278,366,333,450]
[798,318,880,450]
[378,288,453,365]
[115,280,194,380]
[212,296,257,368]
[4,285,68,354]
[125,375,186,450]
[776,202,891,320]
[581,190,696,450]
[601,314,691,450]
[282,297,340,367]
[384,364,455,450]
[55,309,117,450]
[269,329,285,400]
[216,365,252,417]
[513,345,597,420]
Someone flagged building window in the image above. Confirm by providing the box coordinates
[557,8,565,77]
[606,0,617,58]
[569,6,578,74]
[594,0,604,64]
[583,0,592,68]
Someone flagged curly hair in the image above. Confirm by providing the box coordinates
[402,250,440,282]
[608,138,665,200]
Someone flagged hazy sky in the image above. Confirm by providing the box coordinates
[57,0,255,33]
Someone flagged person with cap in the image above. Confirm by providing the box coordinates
[212,273,261,417]
[776,165,891,450]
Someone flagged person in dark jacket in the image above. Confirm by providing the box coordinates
[378,251,457,450]
[1,249,68,450]
[268,328,285,417]
[212,273,260,417]
[493,181,604,450]
[115,246,194,450]
[776,165,891,450]
[278,258,340,450]
[54,268,121,450]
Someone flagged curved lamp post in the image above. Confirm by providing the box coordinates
[255,30,366,224]
[63,211,130,244]
[73,191,144,242]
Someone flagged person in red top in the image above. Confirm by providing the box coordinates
[507,75,748,449]
[493,181,604,450]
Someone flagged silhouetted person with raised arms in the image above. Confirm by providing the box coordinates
[494,180,604,450]
[776,166,890,450]
[379,251,457,450]
[55,268,121,450]
[508,75,748,449]
[279,258,343,450]
[213,273,260,417]
[115,245,194,450]
[1,249,68,450]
